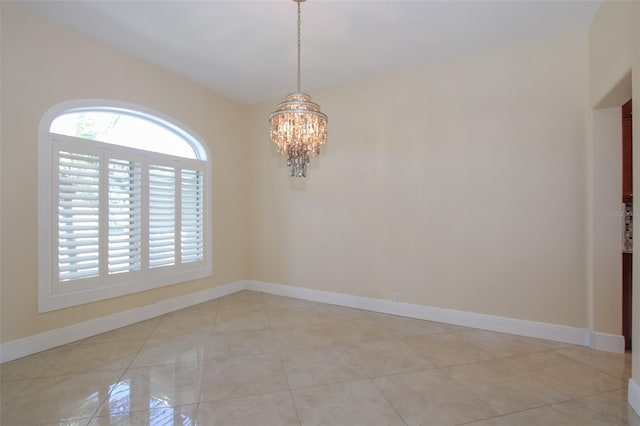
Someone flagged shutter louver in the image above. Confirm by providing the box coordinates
[149,165,175,268]
[181,169,204,263]
[108,158,142,274]
[57,151,100,281]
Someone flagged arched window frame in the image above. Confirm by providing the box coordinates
[38,99,212,312]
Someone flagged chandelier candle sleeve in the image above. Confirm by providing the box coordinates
[268,0,328,178]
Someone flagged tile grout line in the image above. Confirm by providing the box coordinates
[264,292,304,426]
[548,346,632,382]
[85,313,166,424]
[445,351,629,425]
[437,348,562,423]
[369,376,410,426]
[193,299,224,423]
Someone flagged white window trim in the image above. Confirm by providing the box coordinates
[38,99,212,313]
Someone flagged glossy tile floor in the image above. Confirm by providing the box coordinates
[1,291,638,425]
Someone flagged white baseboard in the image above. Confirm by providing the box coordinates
[629,379,640,416]
[0,280,245,363]
[246,280,595,348]
[1,279,625,363]
[591,332,626,353]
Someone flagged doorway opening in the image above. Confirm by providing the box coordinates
[623,98,633,351]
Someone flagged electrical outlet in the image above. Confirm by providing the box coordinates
[394,293,401,302]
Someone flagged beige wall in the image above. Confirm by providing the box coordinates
[247,32,590,328]
[0,3,249,343]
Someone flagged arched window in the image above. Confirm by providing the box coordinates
[38,100,211,312]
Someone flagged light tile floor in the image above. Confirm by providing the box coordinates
[1,290,638,425]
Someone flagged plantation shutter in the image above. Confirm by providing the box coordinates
[181,169,204,263]
[42,105,212,313]
[57,151,101,282]
[148,164,176,268]
[108,158,142,274]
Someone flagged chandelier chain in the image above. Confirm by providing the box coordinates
[297,1,301,93]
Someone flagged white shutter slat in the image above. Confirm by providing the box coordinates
[58,193,99,201]
[58,238,99,247]
[62,269,103,281]
[58,160,100,171]
[149,252,175,259]
[58,216,99,224]
[59,226,99,233]
[108,158,142,275]
[59,248,98,258]
[59,176,100,186]
[59,257,100,266]
[58,207,98,213]
[59,230,99,238]
[58,157,100,167]
[59,201,101,209]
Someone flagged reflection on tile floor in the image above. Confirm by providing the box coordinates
[1,290,638,425]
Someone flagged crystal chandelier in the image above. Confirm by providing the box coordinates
[269,0,328,178]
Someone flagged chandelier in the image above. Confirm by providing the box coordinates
[269,0,328,178]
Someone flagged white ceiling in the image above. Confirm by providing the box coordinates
[20,0,601,105]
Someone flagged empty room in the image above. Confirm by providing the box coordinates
[1,0,639,424]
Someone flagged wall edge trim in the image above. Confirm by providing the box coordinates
[0,280,246,363]
[4,280,616,363]
[629,379,640,416]
[592,332,626,353]
[246,280,592,347]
